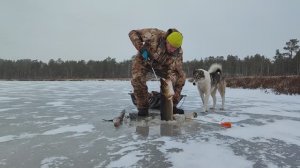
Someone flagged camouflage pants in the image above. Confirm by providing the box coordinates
[131,55,186,109]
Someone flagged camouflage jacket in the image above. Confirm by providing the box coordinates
[129,28,184,79]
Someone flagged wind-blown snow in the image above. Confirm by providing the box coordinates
[42,124,94,136]
[0,80,299,168]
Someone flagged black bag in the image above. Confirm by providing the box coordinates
[129,91,186,109]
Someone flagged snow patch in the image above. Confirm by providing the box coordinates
[42,124,94,135]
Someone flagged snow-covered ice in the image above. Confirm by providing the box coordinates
[0,80,299,168]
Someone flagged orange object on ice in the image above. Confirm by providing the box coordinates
[220,122,232,128]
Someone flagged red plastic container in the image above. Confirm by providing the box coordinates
[220,122,232,128]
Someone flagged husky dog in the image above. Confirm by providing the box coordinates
[191,63,226,112]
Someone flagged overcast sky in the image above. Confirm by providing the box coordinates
[1,0,300,62]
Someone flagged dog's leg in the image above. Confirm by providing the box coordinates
[218,81,226,110]
[211,87,217,109]
[203,85,211,112]
[200,91,207,112]
[200,92,205,104]
[196,85,207,112]
[203,93,210,112]
[197,85,205,104]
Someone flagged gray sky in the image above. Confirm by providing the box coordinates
[1,0,300,62]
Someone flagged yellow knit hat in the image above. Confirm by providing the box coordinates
[166,32,183,48]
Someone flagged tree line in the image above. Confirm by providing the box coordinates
[0,39,299,80]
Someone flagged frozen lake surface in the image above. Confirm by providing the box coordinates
[0,80,300,168]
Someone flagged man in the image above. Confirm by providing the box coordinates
[129,28,186,116]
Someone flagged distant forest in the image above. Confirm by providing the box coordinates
[0,39,299,80]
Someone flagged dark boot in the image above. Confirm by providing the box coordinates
[173,106,184,114]
[138,108,149,116]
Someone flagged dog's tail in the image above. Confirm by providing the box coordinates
[208,63,222,74]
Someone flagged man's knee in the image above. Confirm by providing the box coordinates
[131,75,147,89]
[173,92,181,105]
[177,72,186,86]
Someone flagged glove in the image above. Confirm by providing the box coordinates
[140,49,149,61]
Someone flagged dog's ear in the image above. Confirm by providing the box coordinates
[192,69,196,76]
[196,70,204,78]
[200,70,204,76]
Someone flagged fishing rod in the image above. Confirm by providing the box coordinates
[147,57,158,81]
[150,65,158,80]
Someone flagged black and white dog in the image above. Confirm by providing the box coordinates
[190,63,226,112]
